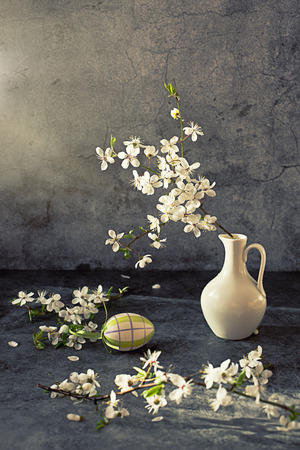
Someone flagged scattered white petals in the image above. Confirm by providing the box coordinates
[68,356,79,361]
[67,413,83,422]
[253,328,259,335]
[152,416,164,422]
[8,341,18,347]
[152,284,161,289]
[121,274,131,279]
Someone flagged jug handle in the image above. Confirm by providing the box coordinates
[243,243,266,297]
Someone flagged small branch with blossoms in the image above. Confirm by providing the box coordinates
[11,285,129,351]
[37,346,299,432]
[96,82,233,269]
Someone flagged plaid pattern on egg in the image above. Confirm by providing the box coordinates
[102,312,155,351]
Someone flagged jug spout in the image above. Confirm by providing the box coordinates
[218,234,248,275]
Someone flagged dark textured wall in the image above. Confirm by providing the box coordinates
[0,0,299,271]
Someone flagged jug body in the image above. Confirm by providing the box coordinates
[200,234,267,340]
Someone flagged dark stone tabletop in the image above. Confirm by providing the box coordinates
[0,270,299,450]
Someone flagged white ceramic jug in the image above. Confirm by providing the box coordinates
[200,234,266,340]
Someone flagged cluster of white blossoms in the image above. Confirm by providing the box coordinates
[50,369,100,399]
[101,133,217,267]
[97,84,223,268]
[44,347,300,431]
[12,286,110,351]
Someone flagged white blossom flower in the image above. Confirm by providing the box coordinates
[250,361,272,385]
[276,415,300,432]
[70,369,100,397]
[12,291,35,306]
[118,147,140,169]
[140,350,163,373]
[131,170,143,191]
[144,145,158,158]
[145,392,167,414]
[106,404,130,419]
[135,254,152,269]
[199,215,217,232]
[140,171,163,195]
[183,121,204,141]
[160,136,179,154]
[245,379,266,404]
[36,290,48,304]
[154,370,168,384]
[148,233,167,249]
[96,147,115,171]
[261,394,280,419]
[50,324,69,346]
[114,374,137,392]
[239,345,263,378]
[50,379,76,398]
[156,194,176,223]
[183,214,202,238]
[201,179,216,197]
[168,374,193,404]
[123,136,142,151]
[105,229,124,252]
[166,150,181,167]
[202,359,237,389]
[66,334,86,351]
[171,180,196,204]
[170,108,180,119]
[105,390,130,419]
[39,325,58,341]
[59,306,83,325]
[72,287,90,306]
[147,215,161,233]
[209,386,232,411]
[41,293,65,313]
[83,321,99,342]
[175,158,200,180]
[89,285,109,304]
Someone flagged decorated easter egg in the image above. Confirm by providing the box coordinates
[102,312,155,351]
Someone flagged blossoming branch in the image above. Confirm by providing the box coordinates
[96,82,233,269]
[37,347,300,432]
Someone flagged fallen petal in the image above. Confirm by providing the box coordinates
[152,416,164,422]
[68,356,79,361]
[67,413,83,422]
[8,341,18,347]
[152,284,161,289]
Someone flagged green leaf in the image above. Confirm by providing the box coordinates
[32,333,45,350]
[110,136,116,148]
[124,229,135,238]
[164,82,179,99]
[69,329,102,340]
[139,226,147,232]
[143,384,163,398]
[30,309,43,316]
[124,249,132,259]
[95,417,109,431]
[133,367,147,377]
[55,341,64,349]
[234,370,247,387]
[106,286,113,296]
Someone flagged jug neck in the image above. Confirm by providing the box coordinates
[219,234,248,274]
